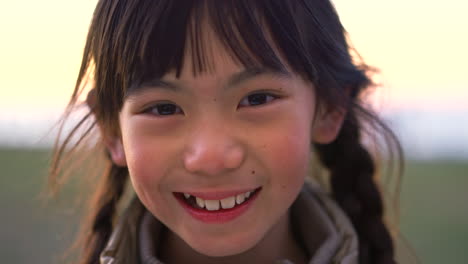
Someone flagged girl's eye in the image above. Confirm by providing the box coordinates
[145,103,183,116]
[239,93,278,107]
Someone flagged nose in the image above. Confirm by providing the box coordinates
[183,123,245,176]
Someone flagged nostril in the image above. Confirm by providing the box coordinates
[224,146,244,169]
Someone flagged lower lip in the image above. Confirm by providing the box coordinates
[175,188,261,224]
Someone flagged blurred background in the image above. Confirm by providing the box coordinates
[0,0,467,263]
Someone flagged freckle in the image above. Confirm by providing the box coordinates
[281,185,286,189]
[251,170,256,174]
[213,98,217,102]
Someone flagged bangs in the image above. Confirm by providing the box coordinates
[104,0,315,88]
[89,0,362,123]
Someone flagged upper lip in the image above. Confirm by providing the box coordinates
[176,187,260,200]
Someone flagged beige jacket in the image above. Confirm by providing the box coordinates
[100,181,359,264]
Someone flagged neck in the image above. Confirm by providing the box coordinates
[159,211,308,264]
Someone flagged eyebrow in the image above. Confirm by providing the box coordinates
[125,67,291,97]
[226,67,291,88]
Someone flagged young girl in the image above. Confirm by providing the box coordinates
[50,1,403,263]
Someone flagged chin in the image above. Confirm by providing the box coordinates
[185,230,263,257]
[192,243,253,258]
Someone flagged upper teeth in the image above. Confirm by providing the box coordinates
[185,191,253,211]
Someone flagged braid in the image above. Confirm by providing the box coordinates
[315,110,396,264]
[82,163,128,264]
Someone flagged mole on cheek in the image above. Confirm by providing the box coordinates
[251,170,256,174]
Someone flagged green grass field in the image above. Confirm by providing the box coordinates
[1,148,467,263]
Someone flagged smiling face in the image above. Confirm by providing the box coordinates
[107,30,342,259]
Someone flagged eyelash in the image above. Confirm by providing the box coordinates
[144,92,279,116]
[144,102,183,116]
[238,92,278,108]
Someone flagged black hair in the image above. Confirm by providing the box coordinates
[50,1,403,263]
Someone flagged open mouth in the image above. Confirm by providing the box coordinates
[174,187,261,213]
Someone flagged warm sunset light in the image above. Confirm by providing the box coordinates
[1,0,467,112]
[1,3,467,264]
[0,0,468,109]
[0,1,97,110]
[0,0,467,153]
[334,0,468,110]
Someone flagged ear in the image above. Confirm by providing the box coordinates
[86,89,128,166]
[105,137,127,167]
[312,107,346,144]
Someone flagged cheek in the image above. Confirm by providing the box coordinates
[120,126,174,208]
[254,117,312,226]
[258,114,313,188]
[122,118,171,179]
[123,139,182,224]
[263,86,315,177]
[269,132,311,183]
[125,143,159,202]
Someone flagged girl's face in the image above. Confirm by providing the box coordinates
[110,33,338,257]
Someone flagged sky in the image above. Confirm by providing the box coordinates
[333,0,468,111]
[0,0,467,112]
[0,0,467,157]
